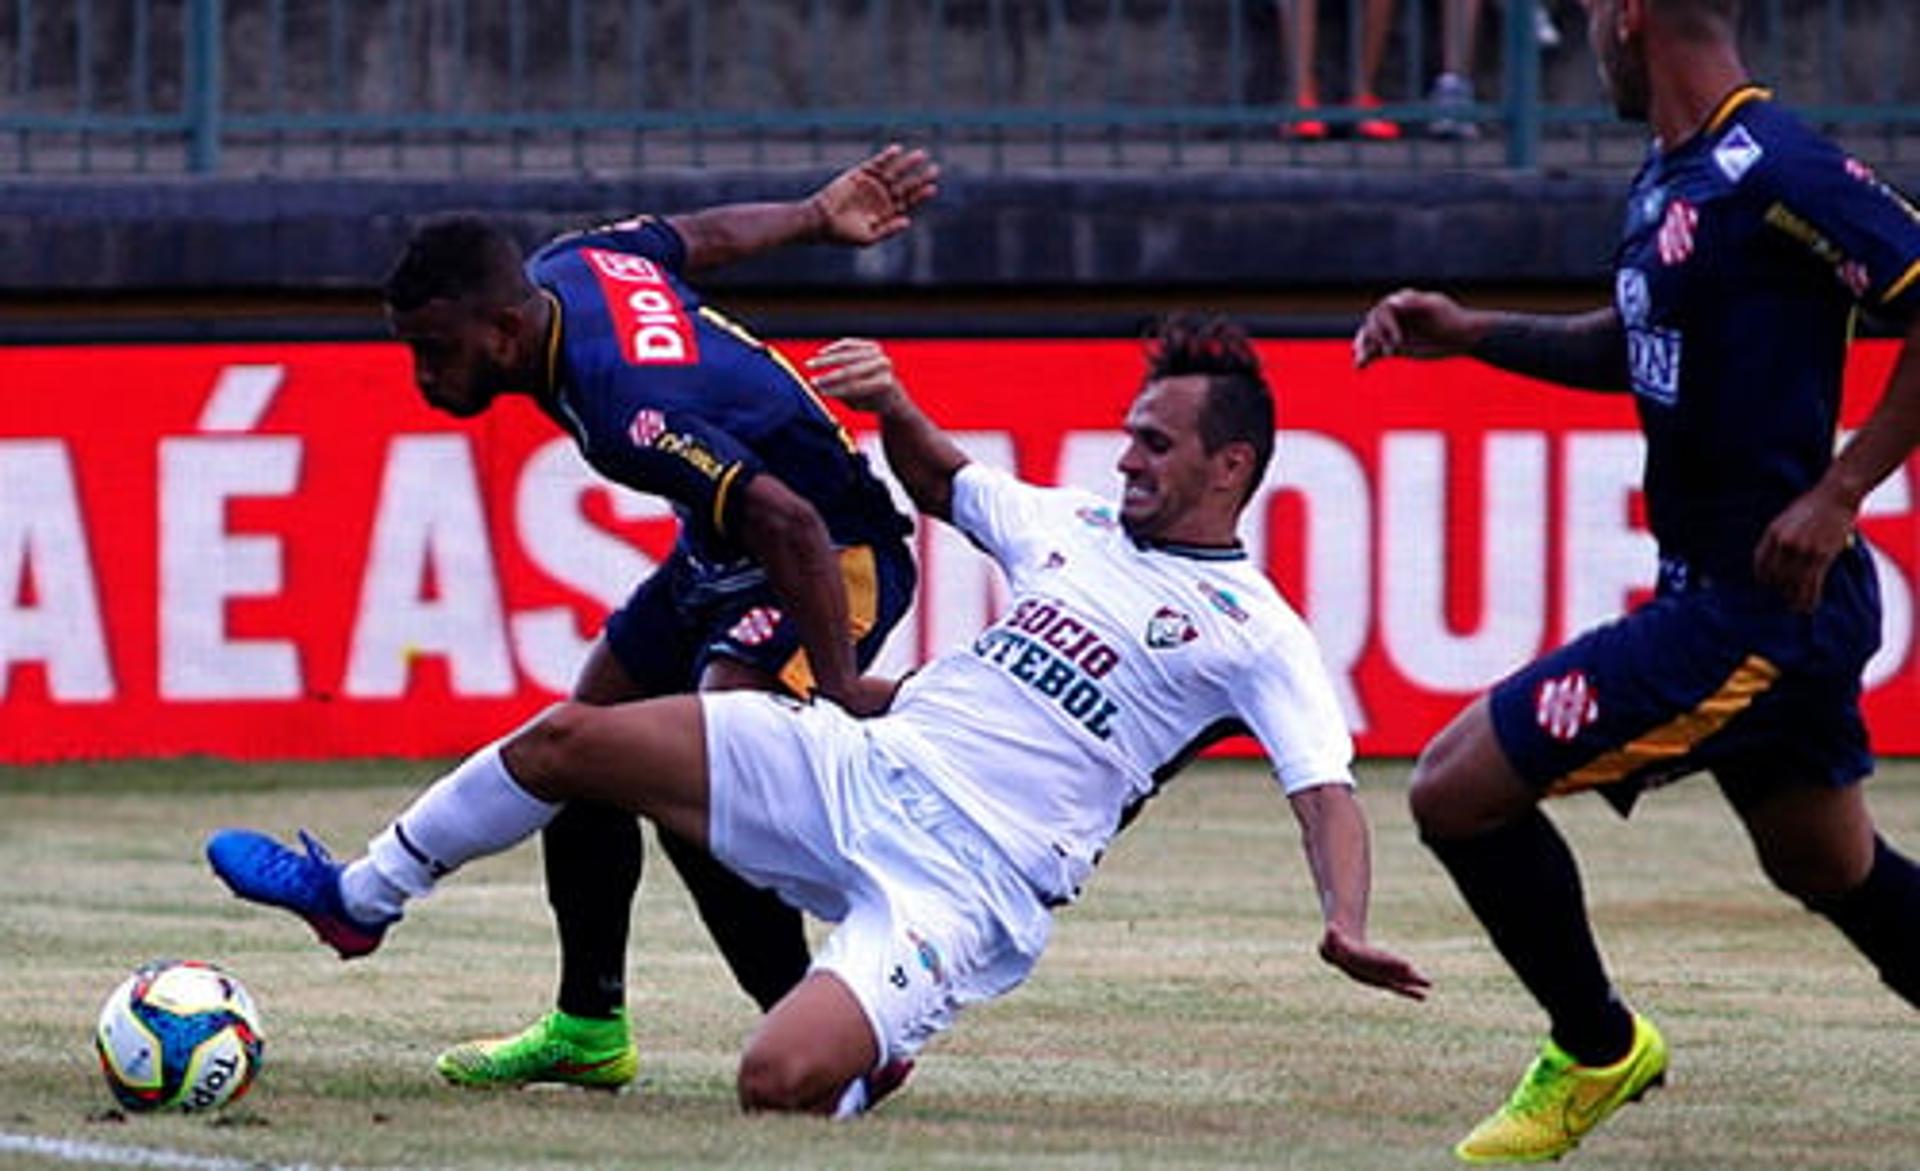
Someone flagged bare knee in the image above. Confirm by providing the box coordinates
[1756,843,1870,905]
[735,1043,831,1114]
[1407,701,1535,842]
[1737,788,1876,904]
[734,972,878,1114]
[501,701,597,801]
[1406,739,1458,838]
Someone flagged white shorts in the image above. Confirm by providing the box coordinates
[701,690,1053,1065]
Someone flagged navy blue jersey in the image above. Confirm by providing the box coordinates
[525,217,910,564]
[1616,86,1920,580]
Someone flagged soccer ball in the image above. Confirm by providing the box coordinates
[95,960,264,1113]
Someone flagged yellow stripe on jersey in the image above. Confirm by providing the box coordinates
[697,303,766,349]
[540,289,565,396]
[1885,257,1920,305]
[1547,654,1782,796]
[1704,85,1771,135]
[777,545,881,697]
[697,304,859,456]
[711,462,745,537]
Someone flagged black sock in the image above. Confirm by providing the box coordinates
[657,827,811,1013]
[1804,836,1920,1007]
[1425,809,1635,1065]
[543,801,644,1019]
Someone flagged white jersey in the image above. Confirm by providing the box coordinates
[872,463,1354,906]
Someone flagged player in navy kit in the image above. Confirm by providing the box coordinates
[355,147,936,1090]
[1354,0,1920,1162]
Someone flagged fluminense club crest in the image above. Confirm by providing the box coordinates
[1145,606,1198,649]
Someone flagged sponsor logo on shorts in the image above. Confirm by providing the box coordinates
[1145,606,1198,649]
[1043,550,1066,570]
[1657,199,1697,266]
[727,606,783,647]
[1534,670,1600,743]
[907,929,946,986]
[583,247,700,366]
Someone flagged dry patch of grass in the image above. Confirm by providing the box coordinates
[1,758,1914,1170]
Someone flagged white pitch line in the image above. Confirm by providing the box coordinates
[0,1131,364,1171]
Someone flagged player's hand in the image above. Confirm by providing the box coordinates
[807,337,904,414]
[1352,288,1483,369]
[1754,483,1858,613]
[809,145,939,247]
[1318,924,1432,1001]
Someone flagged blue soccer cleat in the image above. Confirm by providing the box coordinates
[205,828,393,959]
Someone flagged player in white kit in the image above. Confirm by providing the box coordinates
[207,315,1430,1115]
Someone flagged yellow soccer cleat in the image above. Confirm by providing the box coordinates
[435,1010,638,1091]
[1455,1013,1668,1164]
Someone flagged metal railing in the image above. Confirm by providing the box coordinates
[2,0,1916,176]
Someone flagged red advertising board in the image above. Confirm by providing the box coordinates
[1,339,1914,762]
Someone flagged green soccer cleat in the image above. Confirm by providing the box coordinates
[1454,1013,1668,1164]
[435,1010,638,1091]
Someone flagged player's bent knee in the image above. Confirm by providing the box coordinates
[1762,852,1863,905]
[1407,744,1468,839]
[735,1044,826,1114]
[503,702,599,802]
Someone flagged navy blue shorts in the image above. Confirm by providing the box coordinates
[602,537,916,699]
[1489,543,1881,814]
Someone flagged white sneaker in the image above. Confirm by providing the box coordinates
[1428,73,1479,141]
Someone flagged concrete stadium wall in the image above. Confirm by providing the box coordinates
[3,163,1914,338]
[0,169,1627,294]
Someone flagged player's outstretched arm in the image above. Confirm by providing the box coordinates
[730,473,863,710]
[1757,313,1920,612]
[808,337,969,523]
[1287,784,1432,1001]
[665,145,939,273]
[1354,289,1628,391]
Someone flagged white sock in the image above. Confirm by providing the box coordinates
[339,741,558,923]
[831,1076,870,1120]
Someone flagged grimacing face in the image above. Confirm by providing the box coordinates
[1114,375,1220,542]
[387,299,516,419]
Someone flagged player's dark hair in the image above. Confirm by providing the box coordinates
[383,216,530,312]
[1144,313,1275,505]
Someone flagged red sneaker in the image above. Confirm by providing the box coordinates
[1282,98,1327,140]
[1354,94,1401,141]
